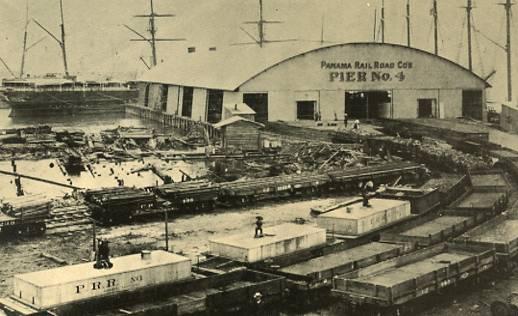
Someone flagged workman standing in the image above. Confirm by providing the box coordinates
[343,113,348,128]
[254,216,264,238]
[360,181,374,207]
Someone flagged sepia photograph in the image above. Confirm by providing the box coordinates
[0,0,517,315]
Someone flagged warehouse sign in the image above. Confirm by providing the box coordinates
[321,60,413,83]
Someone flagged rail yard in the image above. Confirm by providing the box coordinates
[0,116,517,316]
[1,0,518,314]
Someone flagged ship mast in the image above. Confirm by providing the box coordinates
[433,0,439,55]
[59,0,69,77]
[373,8,377,42]
[501,0,514,101]
[125,0,184,68]
[381,0,385,43]
[406,0,411,47]
[234,0,294,47]
[465,0,473,72]
[32,0,71,78]
[20,1,29,78]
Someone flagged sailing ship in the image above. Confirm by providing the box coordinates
[2,0,138,117]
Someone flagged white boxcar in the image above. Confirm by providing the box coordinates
[209,223,326,262]
[13,250,191,310]
[316,198,411,235]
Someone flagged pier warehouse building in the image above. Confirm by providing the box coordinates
[136,42,490,123]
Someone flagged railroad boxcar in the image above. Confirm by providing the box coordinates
[0,250,192,315]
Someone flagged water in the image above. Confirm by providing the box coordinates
[0,108,207,200]
[0,108,168,133]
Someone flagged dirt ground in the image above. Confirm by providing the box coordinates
[0,196,352,298]
[3,190,518,315]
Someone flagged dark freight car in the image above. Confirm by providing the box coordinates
[154,181,220,211]
[85,187,158,224]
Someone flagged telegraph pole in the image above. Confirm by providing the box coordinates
[381,0,385,43]
[126,0,185,68]
[466,0,473,72]
[433,0,439,55]
[406,0,411,47]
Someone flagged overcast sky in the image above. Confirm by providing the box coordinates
[0,0,515,101]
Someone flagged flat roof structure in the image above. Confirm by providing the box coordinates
[209,223,326,262]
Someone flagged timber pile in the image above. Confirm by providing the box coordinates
[370,136,491,172]
[0,194,51,220]
[283,143,367,172]
[184,125,209,146]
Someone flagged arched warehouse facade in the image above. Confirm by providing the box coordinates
[137,42,490,123]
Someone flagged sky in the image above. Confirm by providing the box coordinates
[0,0,515,102]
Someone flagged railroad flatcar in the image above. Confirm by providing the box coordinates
[154,181,220,212]
[85,187,158,224]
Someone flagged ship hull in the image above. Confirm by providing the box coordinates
[5,89,138,117]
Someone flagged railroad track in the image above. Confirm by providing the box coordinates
[45,204,92,235]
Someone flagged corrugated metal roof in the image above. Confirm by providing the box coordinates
[139,42,490,91]
[139,41,326,91]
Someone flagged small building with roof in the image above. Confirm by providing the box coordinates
[136,42,490,124]
[213,116,264,151]
[222,103,256,121]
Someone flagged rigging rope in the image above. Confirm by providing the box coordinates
[455,15,467,64]
[471,15,485,75]
[426,19,434,52]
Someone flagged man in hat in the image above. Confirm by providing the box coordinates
[254,216,264,238]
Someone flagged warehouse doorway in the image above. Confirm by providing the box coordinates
[462,90,483,120]
[243,93,268,122]
[345,91,391,119]
[418,99,436,118]
[297,101,316,120]
[207,89,224,123]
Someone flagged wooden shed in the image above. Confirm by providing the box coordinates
[222,103,256,121]
[213,116,264,151]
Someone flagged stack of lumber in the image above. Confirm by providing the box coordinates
[0,194,51,220]
[282,143,365,172]
[369,136,490,172]
[85,187,155,207]
[117,127,153,140]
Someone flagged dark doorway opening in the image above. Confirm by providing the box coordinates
[181,87,193,118]
[160,85,168,112]
[144,84,150,107]
[297,101,316,120]
[207,89,224,123]
[243,93,268,122]
[345,91,391,119]
[462,90,483,120]
[418,99,436,118]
